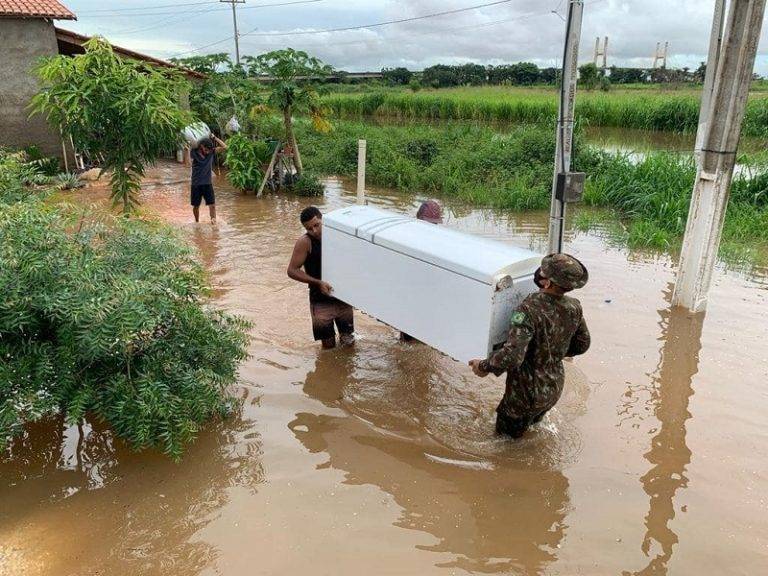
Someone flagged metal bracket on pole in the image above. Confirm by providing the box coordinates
[547,0,584,255]
[357,139,367,205]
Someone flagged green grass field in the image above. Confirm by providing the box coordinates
[322,85,768,137]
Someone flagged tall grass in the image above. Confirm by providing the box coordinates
[291,118,768,252]
[296,120,571,211]
[323,87,768,137]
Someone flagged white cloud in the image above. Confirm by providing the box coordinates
[62,0,768,74]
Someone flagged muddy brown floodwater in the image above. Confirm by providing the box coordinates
[2,162,768,576]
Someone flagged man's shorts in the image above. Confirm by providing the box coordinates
[310,299,354,341]
[191,184,215,207]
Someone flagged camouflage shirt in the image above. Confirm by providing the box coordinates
[479,292,590,420]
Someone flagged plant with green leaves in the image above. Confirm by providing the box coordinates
[173,53,262,136]
[225,133,275,191]
[245,48,333,175]
[31,37,191,214]
[0,196,251,459]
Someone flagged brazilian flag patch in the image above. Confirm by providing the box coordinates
[510,311,526,325]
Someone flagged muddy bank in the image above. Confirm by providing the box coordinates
[1,163,767,575]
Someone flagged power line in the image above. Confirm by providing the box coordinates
[240,0,519,37]
[83,1,216,13]
[80,0,322,19]
[113,6,222,35]
[238,7,556,51]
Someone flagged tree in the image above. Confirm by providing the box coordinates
[382,67,413,85]
[693,62,707,83]
[32,38,191,214]
[245,48,332,176]
[174,54,262,136]
[578,63,602,90]
[170,52,231,75]
[0,160,251,459]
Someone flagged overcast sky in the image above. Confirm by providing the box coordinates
[59,0,768,74]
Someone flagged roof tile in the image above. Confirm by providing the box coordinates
[0,0,76,20]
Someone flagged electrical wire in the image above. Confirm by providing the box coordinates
[83,1,216,13]
[81,0,322,19]
[239,0,519,37]
[113,6,222,35]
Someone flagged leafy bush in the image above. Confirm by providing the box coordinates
[0,152,48,203]
[32,38,191,213]
[404,138,439,166]
[225,133,274,191]
[290,172,325,196]
[0,197,251,459]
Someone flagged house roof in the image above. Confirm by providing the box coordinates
[0,0,76,20]
[55,28,206,80]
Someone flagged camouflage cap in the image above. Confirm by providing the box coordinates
[540,253,588,291]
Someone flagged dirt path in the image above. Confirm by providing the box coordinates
[1,162,767,575]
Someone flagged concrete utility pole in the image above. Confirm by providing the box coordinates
[695,0,726,157]
[593,36,608,69]
[220,0,245,66]
[673,0,766,312]
[547,0,584,254]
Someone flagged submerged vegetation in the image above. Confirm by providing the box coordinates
[323,86,768,137]
[0,152,251,459]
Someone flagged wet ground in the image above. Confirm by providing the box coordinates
[2,163,767,575]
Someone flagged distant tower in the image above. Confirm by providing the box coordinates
[593,36,609,69]
[652,41,669,69]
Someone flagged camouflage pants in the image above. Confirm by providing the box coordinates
[495,409,549,439]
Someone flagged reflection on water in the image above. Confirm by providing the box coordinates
[624,287,702,575]
[0,389,264,576]
[292,348,571,574]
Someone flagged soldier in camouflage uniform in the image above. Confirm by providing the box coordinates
[469,254,590,438]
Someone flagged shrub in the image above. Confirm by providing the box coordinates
[290,172,325,196]
[225,133,274,191]
[32,38,191,213]
[0,195,251,459]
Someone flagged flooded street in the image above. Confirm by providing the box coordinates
[2,162,767,575]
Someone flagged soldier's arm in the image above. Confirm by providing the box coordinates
[479,310,534,377]
[566,316,590,357]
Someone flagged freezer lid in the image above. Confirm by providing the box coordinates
[325,206,542,285]
[324,205,399,236]
[373,220,541,284]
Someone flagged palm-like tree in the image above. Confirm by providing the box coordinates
[246,49,332,175]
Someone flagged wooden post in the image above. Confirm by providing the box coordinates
[547,0,584,254]
[257,141,280,197]
[673,0,767,312]
[357,139,367,205]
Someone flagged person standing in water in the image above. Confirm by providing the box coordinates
[287,206,355,349]
[401,200,444,343]
[190,135,227,223]
[469,254,591,438]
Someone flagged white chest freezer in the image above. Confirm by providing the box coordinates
[322,205,541,363]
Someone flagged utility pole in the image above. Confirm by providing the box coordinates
[673,0,766,312]
[547,0,584,254]
[220,0,245,66]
